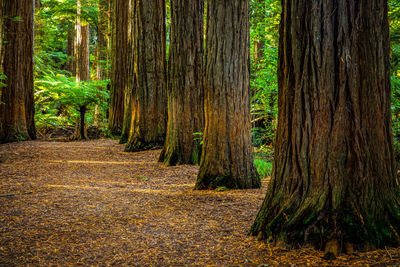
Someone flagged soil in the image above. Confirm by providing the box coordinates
[0,140,399,266]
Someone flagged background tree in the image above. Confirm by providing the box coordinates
[125,0,167,152]
[72,0,90,140]
[251,0,400,255]
[108,0,128,135]
[195,0,260,189]
[159,0,204,166]
[0,0,36,143]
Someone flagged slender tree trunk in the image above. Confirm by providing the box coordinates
[97,0,109,81]
[0,0,36,143]
[158,0,204,166]
[125,0,167,152]
[94,0,111,127]
[67,24,75,76]
[108,0,128,135]
[194,0,260,189]
[251,0,400,255]
[72,0,90,140]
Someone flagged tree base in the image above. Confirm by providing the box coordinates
[125,138,163,152]
[158,145,201,166]
[0,133,31,144]
[119,133,129,144]
[251,193,400,254]
[195,171,260,190]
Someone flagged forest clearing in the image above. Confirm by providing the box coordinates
[0,140,399,266]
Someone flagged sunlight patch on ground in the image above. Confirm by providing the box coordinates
[46,184,193,194]
[48,160,154,165]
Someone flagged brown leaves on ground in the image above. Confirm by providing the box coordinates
[0,140,399,266]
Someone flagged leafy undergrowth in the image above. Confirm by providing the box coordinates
[0,140,399,266]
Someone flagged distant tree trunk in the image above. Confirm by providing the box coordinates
[34,0,42,55]
[120,0,134,144]
[108,0,128,135]
[97,0,109,81]
[67,24,75,76]
[194,0,260,189]
[253,0,265,65]
[125,0,167,152]
[0,0,36,143]
[158,0,204,166]
[94,0,110,127]
[72,0,90,140]
[251,0,400,255]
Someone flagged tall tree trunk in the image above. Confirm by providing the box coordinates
[120,0,134,145]
[251,0,400,254]
[67,24,75,76]
[94,0,111,127]
[97,0,109,81]
[194,0,260,189]
[72,0,90,140]
[125,0,167,152]
[0,0,36,143]
[158,0,204,166]
[108,0,128,135]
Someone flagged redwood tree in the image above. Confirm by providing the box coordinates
[108,0,128,135]
[251,0,400,254]
[72,0,90,140]
[120,0,134,145]
[125,0,167,152]
[159,0,204,166]
[0,0,36,143]
[194,0,260,189]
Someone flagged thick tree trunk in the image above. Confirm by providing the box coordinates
[0,0,36,143]
[108,0,128,135]
[125,0,167,152]
[251,0,400,254]
[158,0,204,166]
[120,0,134,145]
[194,0,260,189]
[72,0,90,140]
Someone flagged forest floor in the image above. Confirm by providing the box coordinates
[0,139,399,266]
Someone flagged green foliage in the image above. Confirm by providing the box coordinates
[0,69,6,88]
[34,71,109,129]
[193,132,204,145]
[254,158,272,179]
[215,186,229,192]
[249,0,280,147]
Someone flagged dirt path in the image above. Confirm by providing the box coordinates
[1,140,399,266]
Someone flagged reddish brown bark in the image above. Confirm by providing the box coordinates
[251,0,400,253]
[108,0,128,135]
[125,0,167,152]
[194,0,260,189]
[158,0,204,166]
[0,0,36,143]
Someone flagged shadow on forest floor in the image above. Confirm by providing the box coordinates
[0,140,399,266]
